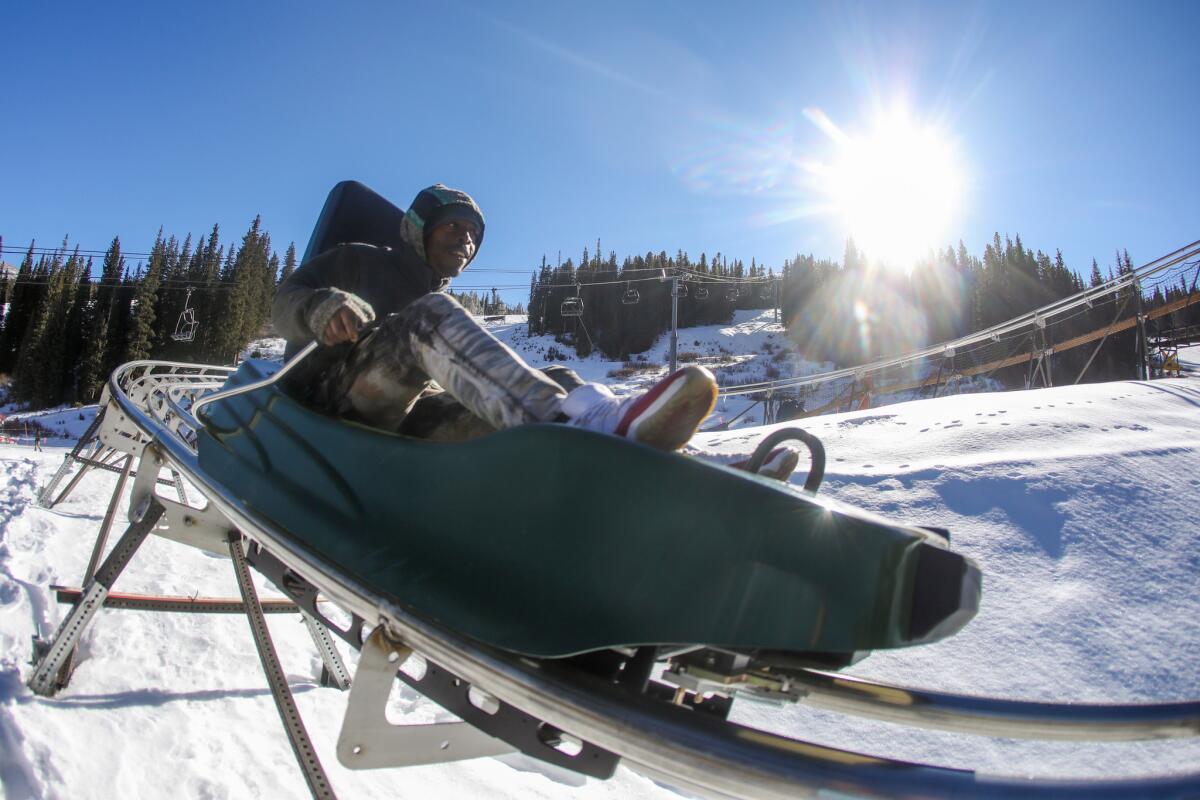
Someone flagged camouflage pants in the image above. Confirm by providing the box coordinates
[292,293,582,441]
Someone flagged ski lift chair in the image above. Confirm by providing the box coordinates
[726,287,738,301]
[172,307,199,343]
[622,283,640,305]
[171,287,199,343]
[694,286,709,300]
[671,282,688,298]
[561,297,584,317]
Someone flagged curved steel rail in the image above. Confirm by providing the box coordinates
[190,342,317,420]
[790,668,1200,742]
[101,361,1200,798]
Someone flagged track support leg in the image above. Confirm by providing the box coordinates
[302,610,351,690]
[28,497,165,695]
[229,535,337,800]
[38,412,104,508]
[171,470,190,505]
[53,455,137,686]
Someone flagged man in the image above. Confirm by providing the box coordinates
[272,183,717,450]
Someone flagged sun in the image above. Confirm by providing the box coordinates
[815,109,965,269]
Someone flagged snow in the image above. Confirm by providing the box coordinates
[1,316,1198,798]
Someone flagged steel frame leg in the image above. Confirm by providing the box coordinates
[229,535,337,800]
[171,470,190,505]
[302,611,352,691]
[38,413,104,508]
[53,455,137,686]
[28,498,165,696]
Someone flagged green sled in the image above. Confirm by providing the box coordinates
[197,361,980,658]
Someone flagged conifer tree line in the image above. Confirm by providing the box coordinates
[0,218,294,409]
[447,287,525,317]
[782,235,1197,383]
[3,218,1192,411]
[531,234,1196,385]
[528,242,776,359]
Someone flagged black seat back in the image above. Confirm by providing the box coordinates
[301,181,407,264]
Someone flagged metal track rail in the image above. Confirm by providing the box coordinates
[789,668,1200,742]
[99,358,1200,798]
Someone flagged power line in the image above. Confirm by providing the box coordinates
[0,278,239,292]
[0,245,155,259]
[1,246,780,281]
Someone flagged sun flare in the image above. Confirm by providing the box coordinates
[814,109,965,270]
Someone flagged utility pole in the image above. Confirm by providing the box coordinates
[669,273,679,373]
[1134,279,1149,381]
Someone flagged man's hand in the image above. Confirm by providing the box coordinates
[322,305,365,345]
[306,289,375,347]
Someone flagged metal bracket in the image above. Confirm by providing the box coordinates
[336,626,514,769]
[246,544,368,650]
[129,445,232,555]
[96,397,149,459]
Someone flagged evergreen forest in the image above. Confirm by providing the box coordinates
[529,236,1199,388]
[1,222,1195,413]
[0,221,523,410]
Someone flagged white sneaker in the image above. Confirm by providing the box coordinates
[562,366,718,451]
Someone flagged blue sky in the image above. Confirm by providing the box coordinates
[2,1,1197,302]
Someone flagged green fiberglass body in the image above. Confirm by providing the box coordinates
[197,360,980,659]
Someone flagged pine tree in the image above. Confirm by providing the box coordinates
[151,234,186,358]
[279,242,297,285]
[192,225,223,362]
[14,242,87,406]
[209,216,271,363]
[124,232,166,362]
[61,256,93,402]
[79,238,126,401]
[0,242,38,373]
[0,234,6,340]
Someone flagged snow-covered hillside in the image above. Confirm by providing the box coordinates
[0,324,1197,799]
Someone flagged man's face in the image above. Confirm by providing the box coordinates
[425,218,479,279]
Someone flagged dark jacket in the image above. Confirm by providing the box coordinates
[272,240,448,361]
[272,182,484,361]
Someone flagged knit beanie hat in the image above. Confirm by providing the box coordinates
[401,184,486,264]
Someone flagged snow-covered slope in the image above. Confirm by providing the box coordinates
[0,331,1197,798]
